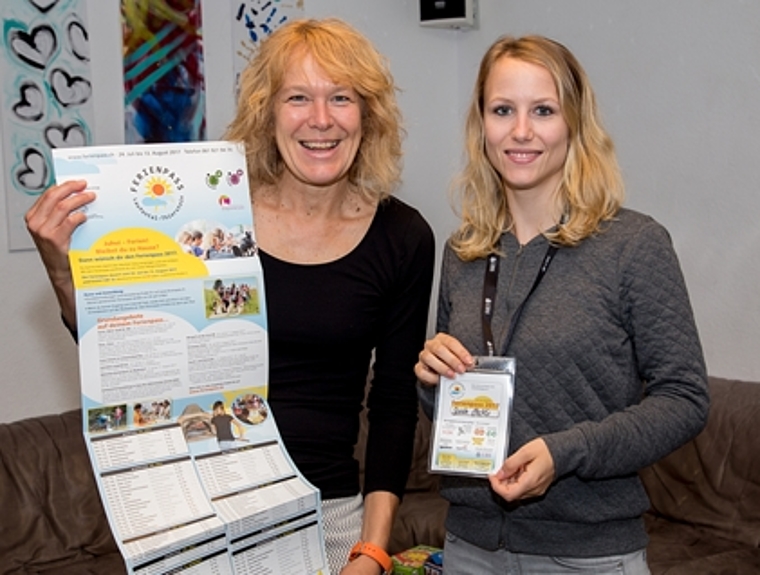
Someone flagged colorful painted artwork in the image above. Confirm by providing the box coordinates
[231,0,304,91]
[121,0,206,144]
[1,0,94,251]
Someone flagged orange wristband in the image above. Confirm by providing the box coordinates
[348,541,393,574]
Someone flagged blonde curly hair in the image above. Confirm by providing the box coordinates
[224,18,404,204]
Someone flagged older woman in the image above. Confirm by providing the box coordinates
[415,35,708,574]
[26,18,434,575]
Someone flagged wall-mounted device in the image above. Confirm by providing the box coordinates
[419,0,477,30]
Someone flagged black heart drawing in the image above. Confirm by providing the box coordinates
[12,82,45,122]
[10,25,57,70]
[44,122,87,148]
[49,68,91,107]
[29,0,60,13]
[15,148,49,192]
[67,20,89,62]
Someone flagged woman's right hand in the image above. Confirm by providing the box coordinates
[414,333,474,386]
[25,179,95,330]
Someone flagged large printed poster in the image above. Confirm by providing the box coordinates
[53,141,329,574]
[1,0,94,250]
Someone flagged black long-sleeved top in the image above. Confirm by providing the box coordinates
[263,197,435,499]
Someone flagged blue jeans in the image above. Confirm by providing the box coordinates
[443,532,650,575]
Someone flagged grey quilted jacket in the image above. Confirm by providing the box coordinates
[419,208,709,558]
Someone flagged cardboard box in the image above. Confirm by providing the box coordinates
[423,549,443,574]
[392,545,442,575]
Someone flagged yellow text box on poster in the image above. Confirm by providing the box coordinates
[69,228,208,289]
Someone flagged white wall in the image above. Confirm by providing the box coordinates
[1,0,758,422]
[462,0,760,383]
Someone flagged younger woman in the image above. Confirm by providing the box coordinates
[415,35,708,574]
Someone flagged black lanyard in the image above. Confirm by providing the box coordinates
[481,244,558,356]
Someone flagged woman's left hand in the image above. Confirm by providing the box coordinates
[488,438,555,502]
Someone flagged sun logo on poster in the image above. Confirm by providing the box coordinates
[130,165,185,220]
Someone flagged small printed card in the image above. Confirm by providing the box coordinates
[429,356,515,477]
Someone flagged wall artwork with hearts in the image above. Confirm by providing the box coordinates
[0,0,306,252]
[1,0,93,251]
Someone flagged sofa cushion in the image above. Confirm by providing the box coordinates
[0,409,125,574]
[404,404,441,494]
[644,513,760,574]
[389,490,447,555]
[355,398,448,554]
[640,377,760,548]
[389,409,447,554]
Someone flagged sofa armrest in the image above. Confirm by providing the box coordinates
[0,410,122,572]
[640,376,760,548]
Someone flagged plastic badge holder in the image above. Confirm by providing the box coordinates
[428,356,515,477]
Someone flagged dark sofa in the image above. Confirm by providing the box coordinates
[1,376,758,573]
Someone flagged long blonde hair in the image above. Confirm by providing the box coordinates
[224,18,404,203]
[451,35,624,260]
